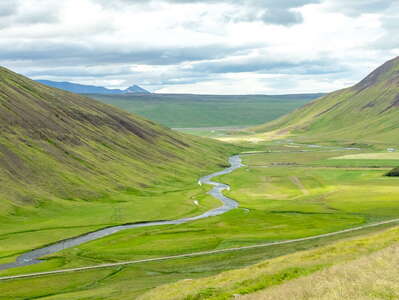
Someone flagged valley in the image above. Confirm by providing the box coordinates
[1,59,399,300]
[3,1,399,299]
[2,141,399,299]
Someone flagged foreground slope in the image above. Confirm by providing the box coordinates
[254,57,399,145]
[140,225,399,300]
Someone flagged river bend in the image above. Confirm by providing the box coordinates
[0,155,243,271]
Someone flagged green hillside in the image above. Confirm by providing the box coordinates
[0,67,236,264]
[253,57,399,146]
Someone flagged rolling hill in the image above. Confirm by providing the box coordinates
[254,57,399,145]
[37,80,150,94]
[0,66,234,223]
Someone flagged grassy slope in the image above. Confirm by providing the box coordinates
[143,224,399,300]
[3,143,399,299]
[253,57,399,146]
[89,94,322,128]
[241,242,399,300]
[0,66,237,264]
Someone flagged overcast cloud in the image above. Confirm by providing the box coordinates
[0,0,398,94]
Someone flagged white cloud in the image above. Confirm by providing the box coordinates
[0,0,398,94]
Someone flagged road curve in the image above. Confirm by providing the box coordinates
[0,155,244,271]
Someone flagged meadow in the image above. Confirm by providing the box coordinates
[90,94,321,129]
[2,142,399,299]
[0,131,236,268]
[0,183,220,266]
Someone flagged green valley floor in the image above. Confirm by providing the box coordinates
[1,141,399,299]
[90,94,320,129]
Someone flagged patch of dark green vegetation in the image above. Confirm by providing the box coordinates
[386,167,399,177]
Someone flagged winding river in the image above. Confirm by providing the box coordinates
[0,155,244,271]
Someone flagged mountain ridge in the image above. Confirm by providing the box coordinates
[253,56,399,145]
[36,79,151,95]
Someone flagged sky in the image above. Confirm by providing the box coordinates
[0,0,398,94]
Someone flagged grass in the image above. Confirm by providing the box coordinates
[2,142,399,299]
[142,224,399,300]
[331,152,399,160]
[1,222,398,300]
[0,186,220,265]
[241,240,399,299]
[89,94,321,129]
[175,127,246,138]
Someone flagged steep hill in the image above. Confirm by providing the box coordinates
[0,67,233,215]
[37,80,150,94]
[254,57,399,145]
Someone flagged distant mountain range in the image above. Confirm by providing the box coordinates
[37,80,151,95]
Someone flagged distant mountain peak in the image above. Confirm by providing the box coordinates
[36,80,151,95]
[124,85,151,94]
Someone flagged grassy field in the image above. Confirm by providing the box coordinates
[331,152,399,160]
[90,94,321,129]
[174,127,247,138]
[0,183,221,266]
[2,142,399,299]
